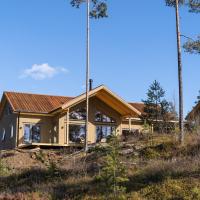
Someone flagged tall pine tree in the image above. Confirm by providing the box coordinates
[142,80,169,129]
[165,0,184,143]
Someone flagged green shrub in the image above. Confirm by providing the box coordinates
[34,150,45,163]
[140,178,200,200]
[155,141,177,159]
[192,187,200,199]
[47,161,59,177]
[139,140,178,160]
[96,135,129,200]
[0,159,8,176]
[88,145,110,156]
[155,141,175,152]
[179,143,200,157]
[128,192,144,200]
[140,147,160,159]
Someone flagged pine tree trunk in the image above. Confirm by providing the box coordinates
[175,0,184,144]
[85,0,90,152]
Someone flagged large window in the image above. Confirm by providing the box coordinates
[69,124,85,143]
[95,111,116,123]
[96,126,116,143]
[68,107,86,144]
[24,124,41,143]
[69,108,86,120]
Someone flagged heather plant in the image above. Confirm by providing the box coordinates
[0,159,8,176]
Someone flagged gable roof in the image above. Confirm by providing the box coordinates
[3,92,73,114]
[61,85,141,117]
[129,102,145,115]
[186,102,200,120]
[0,86,142,117]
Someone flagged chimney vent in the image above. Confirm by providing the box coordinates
[89,79,93,91]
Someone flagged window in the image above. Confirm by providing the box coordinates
[96,126,116,143]
[95,111,116,123]
[32,125,41,143]
[1,128,5,141]
[10,124,14,138]
[24,124,31,143]
[24,124,41,143]
[69,124,85,143]
[69,108,86,120]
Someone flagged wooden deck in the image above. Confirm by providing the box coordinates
[18,142,84,149]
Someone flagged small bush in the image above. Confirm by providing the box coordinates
[34,150,45,163]
[0,159,9,176]
[155,141,176,152]
[88,145,110,155]
[179,143,200,157]
[128,192,143,200]
[192,187,200,199]
[140,178,200,200]
[140,147,160,159]
[47,161,59,177]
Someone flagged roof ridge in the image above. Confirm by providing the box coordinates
[129,102,144,104]
[3,85,106,100]
[4,91,74,99]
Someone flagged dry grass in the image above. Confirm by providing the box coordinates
[1,132,200,199]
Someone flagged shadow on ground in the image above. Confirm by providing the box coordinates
[0,167,95,200]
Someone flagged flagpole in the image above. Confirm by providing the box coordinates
[85,0,90,152]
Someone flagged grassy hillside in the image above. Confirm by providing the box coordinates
[0,133,200,200]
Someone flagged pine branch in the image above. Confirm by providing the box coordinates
[70,0,108,19]
[188,0,200,13]
[165,0,185,7]
[183,36,200,54]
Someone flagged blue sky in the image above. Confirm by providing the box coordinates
[0,0,199,116]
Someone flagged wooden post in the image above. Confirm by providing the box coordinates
[129,118,132,132]
[66,108,69,144]
[16,111,20,147]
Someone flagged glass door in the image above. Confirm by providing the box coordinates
[23,124,41,143]
[24,124,31,143]
[96,126,116,143]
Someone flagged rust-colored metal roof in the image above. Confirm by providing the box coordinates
[4,92,74,114]
[2,90,143,115]
[129,102,145,115]
[186,102,200,120]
